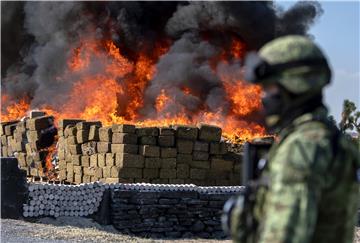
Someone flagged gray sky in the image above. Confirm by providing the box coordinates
[277,1,360,122]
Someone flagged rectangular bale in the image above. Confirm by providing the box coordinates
[74,174,82,184]
[16,153,27,167]
[88,125,100,141]
[115,153,144,168]
[176,139,194,154]
[210,142,227,155]
[98,153,106,167]
[27,116,54,130]
[68,144,82,155]
[160,168,177,179]
[58,160,67,170]
[160,147,177,158]
[159,127,175,136]
[97,142,110,153]
[145,157,162,168]
[192,151,209,161]
[90,154,98,167]
[112,133,137,144]
[76,130,89,144]
[211,158,234,171]
[105,153,115,166]
[95,167,103,178]
[190,168,207,180]
[139,145,160,157]
[102,166,111,178]
[197,124,222,142]
[99,126,112,142]
[175,125,198,140]
[74,165,82,175]
[82,175,91,183]
[81,155,90,167]
[161,158,176,169]
[176,153,192,164]
[143,168,159,179]
[58,119,84,129]
[58,170,67,181]
[176,164,190,179]
[194,141,209,152]
[111,144,138,154]
[0,121,19,136]
[64,126,77,137]
[71,155,81,166]
[81,141,97,155]
[112,124,136,133]
[139,136,157,145]
[136,127,159,137]
[76,121,102,130]
[83,167,96,176]
[5,124,17,136]
[119,168,143,179]
[158,135,175,147]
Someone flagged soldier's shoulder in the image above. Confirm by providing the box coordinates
[286,120,332,146]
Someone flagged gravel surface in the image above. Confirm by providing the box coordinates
[1,218,359,243]
[0,218,231,243]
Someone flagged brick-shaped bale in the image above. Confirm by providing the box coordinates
[161,158,176,169]
[68,144,82,155]
[160,168,177,179]
[159,127,175,136]
[139,145,160,157]
[58,119,84,129]
[136,127,159,137]
[97,142,110,153]
[210,142,227,155]
[176,139,194,154]
[76,121,101,130]
[192,151,209,161]
[143,168,159,179]
[105,153,115,166]
[139,136,157,145]
[112,124,136,133]
[194,141,209,152]
[27,116,54,130]
[81,141,97,155]
[190,160,210,169]
[81,155,90,167]
[145,158,162,168]
[175,125,198,140]
[112,133,137,144]
[111,144,138,154]
[71,155,81,166]
[211,158,233,171]
[90,154,98,167]
[176,153,192,164]
[77,130,89,144]
[88,125,100,141]
[158,135,175,147]
[198,124,222,142]
[190,168,207,180]
[161,147,177,158]
[99,126,112,142]
[115,153,144,168]
[98,153,106,167]
[119,168,142,179]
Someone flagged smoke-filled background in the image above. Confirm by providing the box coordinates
[1,1,323,140]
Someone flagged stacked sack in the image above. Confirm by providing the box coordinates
[57,120,241,186]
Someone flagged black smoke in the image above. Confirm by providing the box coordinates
[1,1,323,119]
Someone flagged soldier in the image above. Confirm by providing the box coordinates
[224,35,360,243]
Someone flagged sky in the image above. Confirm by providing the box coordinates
[277,1,360,122]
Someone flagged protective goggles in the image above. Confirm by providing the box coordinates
[244,51,331,84]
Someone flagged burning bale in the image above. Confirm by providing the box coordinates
[0,115,57,178]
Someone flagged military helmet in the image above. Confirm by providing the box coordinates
[245,35,331,94]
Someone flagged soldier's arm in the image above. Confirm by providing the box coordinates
[259,133,330,243]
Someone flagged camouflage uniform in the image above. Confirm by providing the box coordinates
[230,35,359,243]
[255,106,359,243]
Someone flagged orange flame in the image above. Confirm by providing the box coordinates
[1,37,267,143]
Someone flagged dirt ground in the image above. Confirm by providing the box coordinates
[0,217,359,243]
[0,217,231,243]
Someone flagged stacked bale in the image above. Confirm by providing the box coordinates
[57,120,241,186]
[57,120,102,184]
[23,182,104,218]
[25,116,57,178]
[1,115,57,179]
[0,121,19,157]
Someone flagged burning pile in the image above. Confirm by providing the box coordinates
[1,2,323,143]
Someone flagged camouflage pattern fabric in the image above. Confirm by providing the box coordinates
[253,106,359,243]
